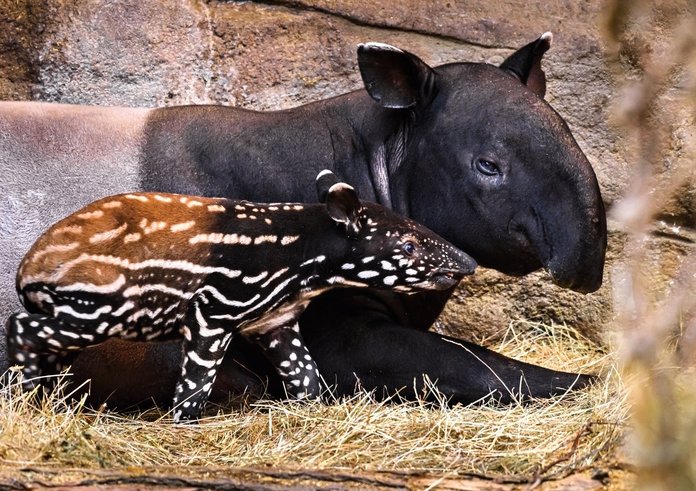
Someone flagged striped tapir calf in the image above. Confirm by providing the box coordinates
[0,33,606,407]
[6,170,475,422]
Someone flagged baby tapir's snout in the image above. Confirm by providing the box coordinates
[426,243,477,290]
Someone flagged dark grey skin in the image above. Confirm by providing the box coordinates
[140,37,604,290]
[0,33,606,408]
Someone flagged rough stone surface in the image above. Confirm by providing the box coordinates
[0,0,693,344]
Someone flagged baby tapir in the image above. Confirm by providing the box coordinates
[6,170,476,422]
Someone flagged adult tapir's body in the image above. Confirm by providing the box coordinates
[0,33,607,407]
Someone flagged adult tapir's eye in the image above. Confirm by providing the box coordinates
[475,158,500,176]
[402,241,416,256]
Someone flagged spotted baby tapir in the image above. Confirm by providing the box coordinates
[6,170,476,422]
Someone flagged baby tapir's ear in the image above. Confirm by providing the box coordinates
[316,169,340,203]
[325,182,363,238]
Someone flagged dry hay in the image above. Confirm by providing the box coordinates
[0,320,628,487]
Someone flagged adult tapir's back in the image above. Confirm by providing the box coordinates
[137,91,381,203]
[0,34,607,405]
[0,103,151,331]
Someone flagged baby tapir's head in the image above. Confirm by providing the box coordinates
[315,170,476,292]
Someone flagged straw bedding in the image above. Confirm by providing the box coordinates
[0,320,628,488]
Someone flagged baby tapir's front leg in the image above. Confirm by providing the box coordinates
[249,323,321,400]
[173,300,235,423]
[173,301,321,422]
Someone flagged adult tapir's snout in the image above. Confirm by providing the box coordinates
[509,145,607,294]
[544,184,607,294]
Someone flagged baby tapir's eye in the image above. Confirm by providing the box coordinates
[402,241,416,256]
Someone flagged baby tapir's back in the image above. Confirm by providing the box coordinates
[17,193,315,332]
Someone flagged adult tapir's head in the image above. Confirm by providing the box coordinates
[357,33,606,293]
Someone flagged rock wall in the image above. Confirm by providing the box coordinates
[0,0,693,344]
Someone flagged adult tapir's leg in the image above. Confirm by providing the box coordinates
[300,290,595,404]
[309,324,594,403]
[51,337,278,410]
[1,288,593,407]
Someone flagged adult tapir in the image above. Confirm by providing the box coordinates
[0,32,606,408]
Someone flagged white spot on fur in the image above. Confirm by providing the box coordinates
[30,242,79,262]
[77,210,104,220]
[123,283,192,299]
[54,304,112,320]
[56,274,126,294]
[243,271,269,284]
[52,225,83,236]
[102,200,123,209]
[125,194,148,203]
[143,221,167,234]
[253,235,278,245]
[112,301,136,316]
[89,223,128,243]
[170,221,196,233]
[281,235,299,246]
[124,232,141,243]
[383,275,398,286]
[357,270,379,279]
[187,350,216,368]
[189,233,253,245]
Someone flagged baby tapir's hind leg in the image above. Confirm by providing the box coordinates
[6,312,108,391]
[251,323,321,400]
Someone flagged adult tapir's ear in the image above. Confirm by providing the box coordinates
[500,32,553,98]
[357,42,436,109]
[325,182,362,238]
